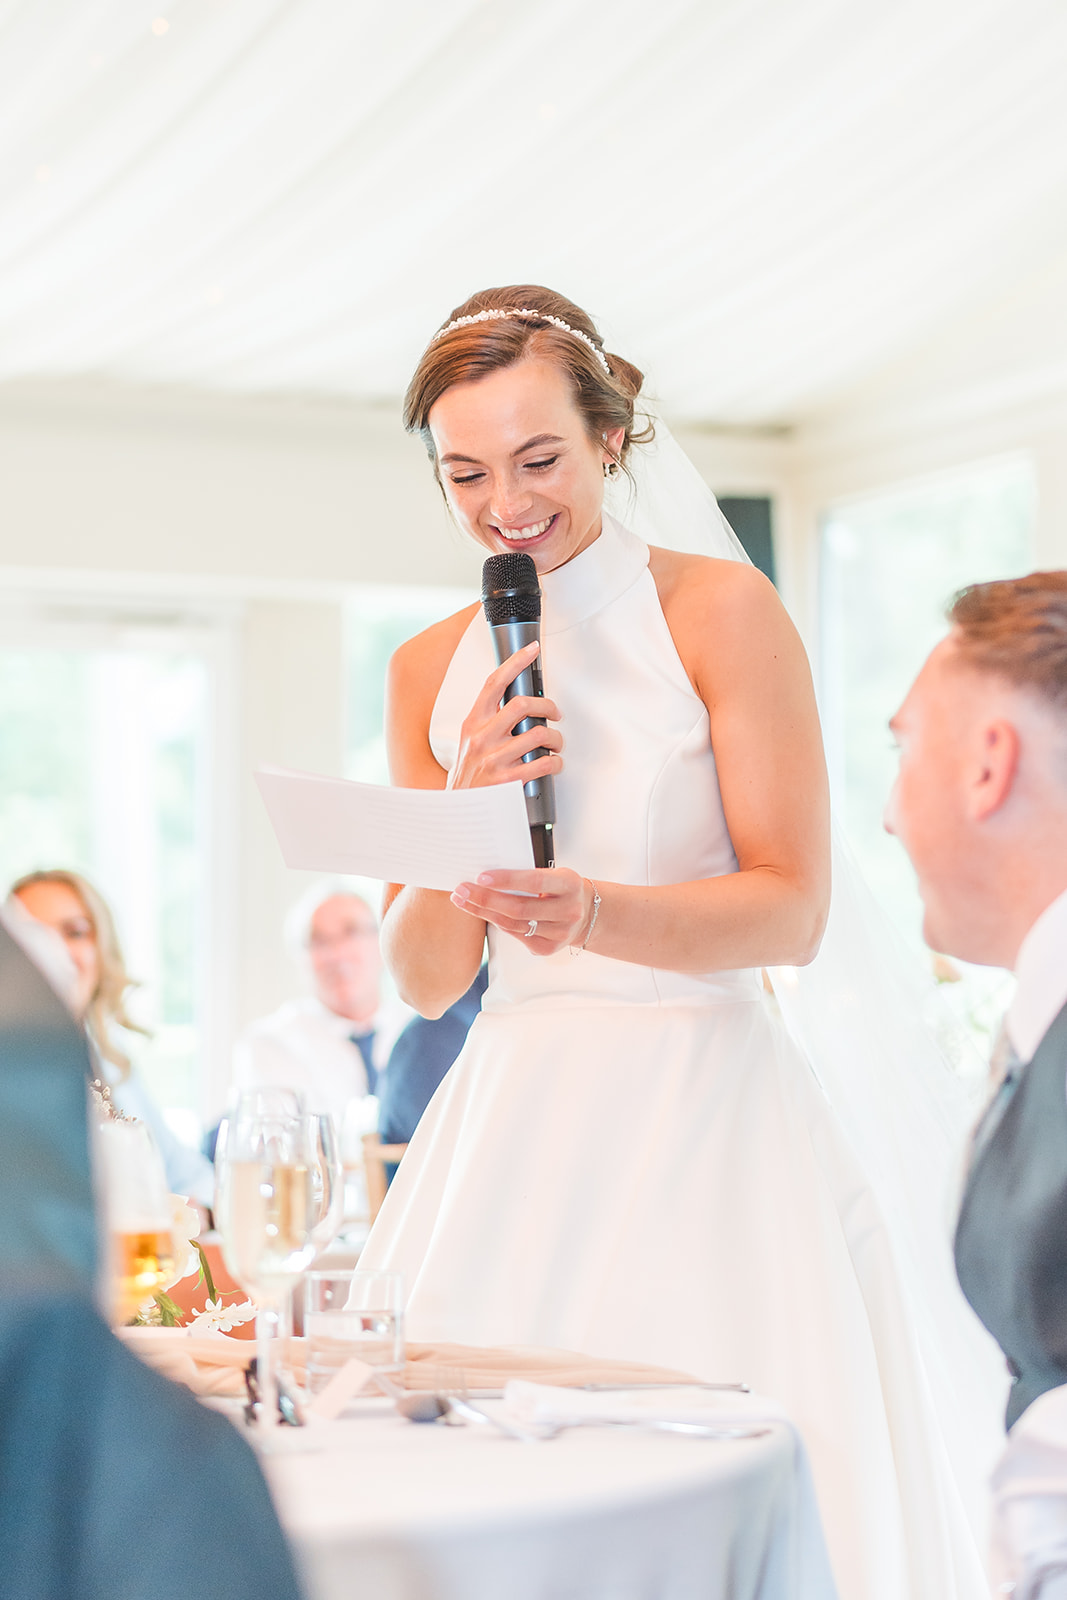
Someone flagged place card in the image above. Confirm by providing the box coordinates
[306,1356,377,1421]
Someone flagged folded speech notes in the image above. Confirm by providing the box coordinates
[254,766,535,891]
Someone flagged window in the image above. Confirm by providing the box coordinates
[820,455,1036,1044]
[0,598,231,1139]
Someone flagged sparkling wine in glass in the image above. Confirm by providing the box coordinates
[216,1110,316,1438]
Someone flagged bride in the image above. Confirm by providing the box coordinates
[360,284,989,1598]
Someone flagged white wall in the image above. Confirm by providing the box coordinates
[0,377,482,589]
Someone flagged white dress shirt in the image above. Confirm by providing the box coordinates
[231,994,409,1153]
[1006,887,1067,1067]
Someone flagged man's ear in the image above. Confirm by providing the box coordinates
[968,719,1020,820]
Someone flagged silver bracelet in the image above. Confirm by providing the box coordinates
[570,881,601,956]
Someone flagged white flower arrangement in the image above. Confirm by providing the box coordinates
[161,1194,202,1292]
[192,1296,258,1334]
[135,1193,256,1334]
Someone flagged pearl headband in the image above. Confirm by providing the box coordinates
[431,308,612,376]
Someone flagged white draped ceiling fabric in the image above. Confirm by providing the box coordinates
[3,0,1067,423]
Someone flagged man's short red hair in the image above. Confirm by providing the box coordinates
[948,572,1067,712]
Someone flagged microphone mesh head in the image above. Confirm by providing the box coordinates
[481,552,541,624]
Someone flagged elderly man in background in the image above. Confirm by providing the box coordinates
[232,884,408,1145]
[886,571,1067,1598]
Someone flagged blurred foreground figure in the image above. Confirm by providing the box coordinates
[233,883,407,1142]
[0,910,303,1600]
[887,572,1067,1596]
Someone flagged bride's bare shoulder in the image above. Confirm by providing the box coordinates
[389,602,480,708]
[646,545,804,704]
[647,545,778,625]
[390,601,476,688]
[386,603,480,782]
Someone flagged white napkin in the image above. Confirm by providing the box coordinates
[502,1379,788,1431]
[119,1326,281,1396]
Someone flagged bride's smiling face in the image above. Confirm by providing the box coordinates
[428,357,625,573]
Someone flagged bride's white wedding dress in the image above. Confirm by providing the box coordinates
[361,515,986,1600]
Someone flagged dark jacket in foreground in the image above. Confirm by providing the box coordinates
[0,922,305,1600]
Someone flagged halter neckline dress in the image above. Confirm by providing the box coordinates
[361,516,983,1600]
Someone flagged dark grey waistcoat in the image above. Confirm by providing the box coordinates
[955,1001,1067,1428]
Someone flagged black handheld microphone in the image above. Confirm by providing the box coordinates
[481,551,556,868]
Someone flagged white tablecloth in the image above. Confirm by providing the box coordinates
[262,1394,838,1600]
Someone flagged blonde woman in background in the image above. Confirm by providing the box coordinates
[8,869,214,1217]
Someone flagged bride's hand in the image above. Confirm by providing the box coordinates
[448,642,563,792]
[451,868,597,956]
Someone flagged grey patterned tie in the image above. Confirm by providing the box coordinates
[970,1025,1023,1169]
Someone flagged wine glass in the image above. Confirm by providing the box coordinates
[96,1119,175,1325]
[212,1089,304,1220]
[232,1086,304,1121]
[270,1114,345,1361]
[215,1107,316,1440]
[308,1113,345,1257]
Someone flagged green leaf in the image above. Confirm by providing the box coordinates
[194,1240,217,1304]
[154,1292,185,1328]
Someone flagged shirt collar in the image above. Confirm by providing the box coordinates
[1006,886,1067,1063]
[304,994,381,1040]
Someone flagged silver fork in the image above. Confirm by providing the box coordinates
[444,1394,545,1443]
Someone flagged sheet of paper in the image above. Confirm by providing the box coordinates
[255,765,535,892]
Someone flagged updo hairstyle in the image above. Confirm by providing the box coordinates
[403,285,654,484]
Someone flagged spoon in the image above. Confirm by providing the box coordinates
[375,1374,543,1441]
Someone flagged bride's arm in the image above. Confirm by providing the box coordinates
[452,556,831,972]
[380,609,565,1017]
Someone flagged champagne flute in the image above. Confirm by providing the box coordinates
[231,1086,304,1121]
[280,1115,343,1364]
[215,1102,334,1367]
[97,1119,175,1324]
[215,1109,316,1439]
[308,1113,345,1257]
[212,1093,304,1230]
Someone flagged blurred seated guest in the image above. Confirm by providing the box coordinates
[377,967,488,1182]
[885,572,1067,1429]
[0,910,304,1600]
[0,902,98,1287]
[8,870,214,1216]
[232,883,408,1147]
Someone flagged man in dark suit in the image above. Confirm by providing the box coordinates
[377,967,488,1172]
[885,570,1067,1430]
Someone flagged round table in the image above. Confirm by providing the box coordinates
[261,1394,838,1600]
